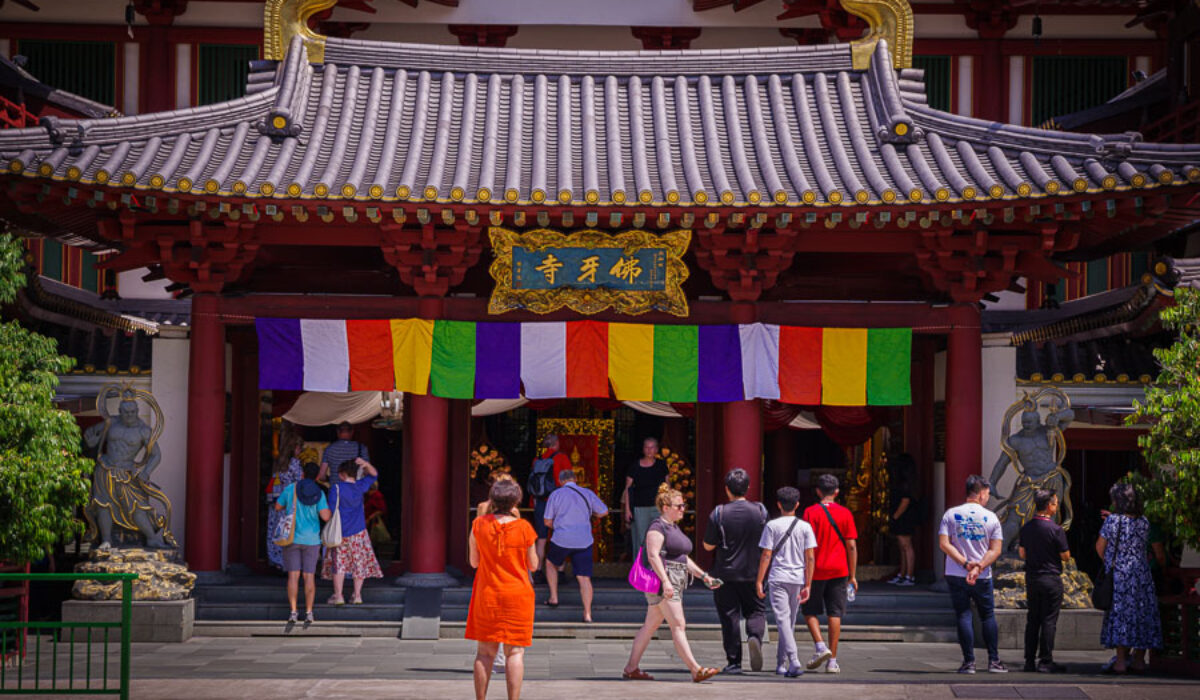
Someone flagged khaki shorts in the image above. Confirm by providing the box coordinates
[645,561,690,605]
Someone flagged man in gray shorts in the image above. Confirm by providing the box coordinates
[275,461,331,626]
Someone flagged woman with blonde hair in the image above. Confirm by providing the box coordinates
[467,478,539,700]
[623,482,721,683]
[266,425,305,570]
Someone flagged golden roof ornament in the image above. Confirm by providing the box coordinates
[265,0,914,71]
[264,0,337,63]
[840,0,914,70]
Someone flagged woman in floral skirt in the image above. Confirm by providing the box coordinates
[1095,482,1162,674]
[321,457,384,603]
[266,429,304,571]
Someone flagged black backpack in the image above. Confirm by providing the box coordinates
[527,453,557,498]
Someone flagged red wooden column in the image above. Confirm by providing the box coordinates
[944,304,982,510]
[185,292,227,576]
[397,296,456,587]
[721,301,763,501]
[134,0,185,114]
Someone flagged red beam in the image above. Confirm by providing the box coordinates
[217,294,959,330]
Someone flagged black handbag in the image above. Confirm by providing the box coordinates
[1092,517,1122,611]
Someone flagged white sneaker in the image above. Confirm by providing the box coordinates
[826,658,841,673]
[776,663,789,676]
[897,577,916,587]
[807,647,832,670]
[886,574,904,585]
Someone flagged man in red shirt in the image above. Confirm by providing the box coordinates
[531,434,571,584]
[801,474,858,674]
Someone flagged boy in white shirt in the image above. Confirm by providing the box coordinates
[755,486,817,677]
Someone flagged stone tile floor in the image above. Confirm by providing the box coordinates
[5,636,1198,699]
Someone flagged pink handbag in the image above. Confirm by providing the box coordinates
[628,546,661,594]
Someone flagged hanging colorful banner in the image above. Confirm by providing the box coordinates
[488,227,690,317]
[256,319,911,407]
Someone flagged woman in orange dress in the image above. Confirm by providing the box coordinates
[466,478,538,700]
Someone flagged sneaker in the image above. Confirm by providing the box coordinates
[807,647,832,670]
[988,660,1009,674]
[786,663,805,678]
[720,663,743,675]
[886,574,904,585]
[1023,661,1037,673]
[1037,661,1066,674]
[776,663,789,676]
[897,577,916,587]
[303,611,314,627]
[748,637,763,672]
[825,658,840,674]
[286,610,298,624]
[957,661,976,674]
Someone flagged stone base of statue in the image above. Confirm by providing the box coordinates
[72,548,196,601]
[992,555,1095,609]
[61,598,194,643]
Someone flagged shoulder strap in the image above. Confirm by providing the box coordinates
[566,484,591,514]
[820,503,846,546]
[713,504,726,549]
[776,516,801,551]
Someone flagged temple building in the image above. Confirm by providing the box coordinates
[2,0,1199,597]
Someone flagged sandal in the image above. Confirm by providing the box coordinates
[327,595,345,606]
[692,667,720,683]
[622,668,654,681]
[542,599,559,608]
[351,596,363,605]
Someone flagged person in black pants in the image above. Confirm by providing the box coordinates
[702,469,768,674]
[1018,489,1071,673]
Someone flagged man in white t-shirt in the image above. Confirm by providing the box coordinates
[755,486,817,678]
[938,474,1006,675]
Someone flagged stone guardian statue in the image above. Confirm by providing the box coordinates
[988,387,1074,553]
[82,384,176,550]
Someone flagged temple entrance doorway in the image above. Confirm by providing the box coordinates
[468,399,697,577]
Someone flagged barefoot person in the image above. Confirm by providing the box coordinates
[467,479,539,700]
[622,483,722,684]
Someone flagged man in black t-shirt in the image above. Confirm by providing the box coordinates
[1017,489,1071,673]
[703,468,768,674]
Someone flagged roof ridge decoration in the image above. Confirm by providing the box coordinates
[264,0,337,64]
[842,0,913,71]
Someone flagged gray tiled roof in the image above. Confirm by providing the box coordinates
[4,35,1200,209]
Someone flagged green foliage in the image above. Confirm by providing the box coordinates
[0,233,91,563]
[1128,286,1200,549]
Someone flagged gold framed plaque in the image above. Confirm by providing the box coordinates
[487,227,691,316]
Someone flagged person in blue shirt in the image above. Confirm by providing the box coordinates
[321,457,384,604]
[543,468,609,622]
[275,461,331,625]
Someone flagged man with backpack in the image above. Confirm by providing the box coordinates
[529,434,572,580]
[542,469,609,621]
[802,474,858,673]
[702,469,768,674]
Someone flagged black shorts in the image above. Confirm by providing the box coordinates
[545,541,594,577]
[802,576,848,619]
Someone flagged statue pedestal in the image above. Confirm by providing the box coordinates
[61,599,194,643]
[72,548,196,601]
[992,555,1095,609]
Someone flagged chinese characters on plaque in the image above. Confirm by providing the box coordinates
[488,228,691,316]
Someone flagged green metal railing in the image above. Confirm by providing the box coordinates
[0,573,136,699]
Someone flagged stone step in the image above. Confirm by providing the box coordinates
[193,619,959,643]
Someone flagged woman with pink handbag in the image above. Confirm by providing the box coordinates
[623,482,722,683]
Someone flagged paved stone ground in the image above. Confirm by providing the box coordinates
[6,636,1199,699]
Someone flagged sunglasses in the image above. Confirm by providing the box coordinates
[667,502,686,509]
